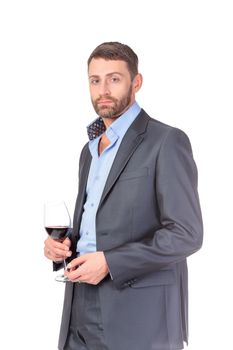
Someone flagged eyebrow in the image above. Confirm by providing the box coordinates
[89,72,123,79]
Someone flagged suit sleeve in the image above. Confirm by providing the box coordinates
[104,127,203,288]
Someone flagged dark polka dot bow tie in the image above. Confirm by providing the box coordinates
[87,118,106,141]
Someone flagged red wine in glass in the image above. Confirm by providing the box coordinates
[44,201,71,282]
[45,226,69,240]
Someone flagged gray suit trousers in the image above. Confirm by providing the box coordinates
[64,282,108,350]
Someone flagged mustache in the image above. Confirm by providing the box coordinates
[95,96,118,103]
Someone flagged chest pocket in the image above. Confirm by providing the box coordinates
[118,167,149,181]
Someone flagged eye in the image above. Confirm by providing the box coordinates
[90,78,100,85]
[111,77,120,83]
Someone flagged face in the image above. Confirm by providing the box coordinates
[88,58,142,122]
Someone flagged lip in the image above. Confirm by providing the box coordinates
[97,100,113,104]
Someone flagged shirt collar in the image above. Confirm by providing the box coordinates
[86,102,141,141]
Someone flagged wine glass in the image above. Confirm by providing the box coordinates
[44,200,71,282]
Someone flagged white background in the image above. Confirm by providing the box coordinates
[0,1,232,349]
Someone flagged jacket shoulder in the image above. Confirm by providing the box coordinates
[140,109,190,143]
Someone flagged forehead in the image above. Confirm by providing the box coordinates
[88,58,130,77]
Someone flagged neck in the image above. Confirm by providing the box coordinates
[98,133,110,155]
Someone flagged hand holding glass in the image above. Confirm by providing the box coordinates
[44,200,71,282]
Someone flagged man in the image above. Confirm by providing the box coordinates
[44,42,203,350]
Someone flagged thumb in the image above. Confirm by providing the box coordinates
[63,237,71,247]
[67,254,86,269]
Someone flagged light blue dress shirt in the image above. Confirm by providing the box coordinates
[76,102,141,255]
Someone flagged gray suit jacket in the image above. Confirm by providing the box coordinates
[57,109,203,350]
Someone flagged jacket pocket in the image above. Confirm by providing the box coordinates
[130,269,175,288]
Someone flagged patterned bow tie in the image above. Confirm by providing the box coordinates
[87,117,106,141]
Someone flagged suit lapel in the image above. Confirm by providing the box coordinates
[79,149,92,202]
[98,110,149,209]
[73,147,91,236]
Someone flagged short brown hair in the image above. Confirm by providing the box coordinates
[87,42,138,80]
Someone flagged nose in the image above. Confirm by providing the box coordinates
[98,80,110,96]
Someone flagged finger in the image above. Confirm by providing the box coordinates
[44,236,72,263]
[44,246,58,261]
[63,237,71,248]
[44,244,71,261]
[54,247,72,258]
[45,236,68,251]
[48,241,71,260]
[44,246,51,259]
[47,243,71,259]
[65,267,82,282]
[53,241,70,252]
[67,255,87,270]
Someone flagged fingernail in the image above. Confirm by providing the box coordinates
[66,251,72,257]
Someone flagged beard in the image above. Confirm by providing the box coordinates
[92,85,133,120]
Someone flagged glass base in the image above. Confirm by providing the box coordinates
[55,274,69,283]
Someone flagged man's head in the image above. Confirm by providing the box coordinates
[87,42,142,122]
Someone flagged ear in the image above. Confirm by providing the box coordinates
[133,73,143,93]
